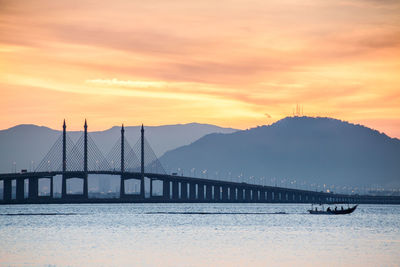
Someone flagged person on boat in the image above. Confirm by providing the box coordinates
[327,207,331,212]
[335,206,337,211]
[315,207,318,212]
[341,206,344,210]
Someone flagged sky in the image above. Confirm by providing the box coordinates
[1,0,400,137]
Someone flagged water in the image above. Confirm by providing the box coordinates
[0,204,399,266]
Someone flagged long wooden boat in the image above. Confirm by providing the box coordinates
[308,205,358,215]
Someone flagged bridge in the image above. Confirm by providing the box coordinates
[1,120,399,205]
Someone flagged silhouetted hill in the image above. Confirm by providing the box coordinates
[0,123,237,173]
[160,117,400,189]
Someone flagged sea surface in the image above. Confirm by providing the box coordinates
[0,203,399,266]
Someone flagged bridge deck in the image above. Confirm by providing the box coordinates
[0,171,399,205]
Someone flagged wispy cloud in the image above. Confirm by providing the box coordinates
[86,79,172,89]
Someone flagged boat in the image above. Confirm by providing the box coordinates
[308,204,358,215]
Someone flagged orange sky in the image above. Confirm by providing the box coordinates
[1,0,400,137]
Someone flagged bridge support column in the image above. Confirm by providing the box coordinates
[50,177,53,198]
[297,194,302,203]
[83,174,88,199]
[120,176,125,197]
[163,179,170,200]
[181,182,188,200]
[189,182,196,201]
[214,185,221,201]
[3,179,12,201]
[284,192,289,202]
[245,188,251,202]
[198,184,204,201]
[267,190,273,202]
[16,178,25,201]
[222,186,229,202]
[238,187,244,202]
[28,177,38,200]
[205,184,212,201]
[229,187,234,201]
[62,175,67,198]
[277,191,283,202]
[150,178,153,197]
[260,189,266,202]
[172,181,179,200]
[252,189,258,202]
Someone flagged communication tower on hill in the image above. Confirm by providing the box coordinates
[292,104,304,117]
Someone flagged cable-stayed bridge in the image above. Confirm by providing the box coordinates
[0,120,399,204]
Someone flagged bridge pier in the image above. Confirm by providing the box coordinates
[266,190,271,202]
[16,178,25,201]
[260,189,266,202]
[181,182,188,200]
[61,174,88,199]
[189,182,196,201]
[50,177,53,198]
[198,183,205,201]
[3,179,12,201]
[252,189,258,202]
[222,185,229,202]
[62,174,67,198]
[120,175,125,197]
[277,191,282,202]
[245,188,251,202]
[237,187,244,202]
[163,179,170,200]
[278,191,283,202]
[83,174,88,199]
[172,181,179,200]
[205,184,212,201]
[28,177,38,200]
[214,185,221,201]
[150,178,153,197]
[229,186,236,201]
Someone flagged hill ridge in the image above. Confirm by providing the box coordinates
[160,116,400,189]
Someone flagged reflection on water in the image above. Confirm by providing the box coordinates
[0,204,399,266]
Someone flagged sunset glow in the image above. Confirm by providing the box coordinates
[1,0,399,137]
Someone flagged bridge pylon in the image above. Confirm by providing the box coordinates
[62,119,67,198]
[61,119,89,199]
[83,119,88,198]
[120,124,125,197]
[140,124,145,198]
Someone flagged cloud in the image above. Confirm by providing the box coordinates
[0,0,399,136]
[86,79,169,88]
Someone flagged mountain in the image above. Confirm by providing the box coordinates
[0,123,237,173]
[160,117,400,189]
